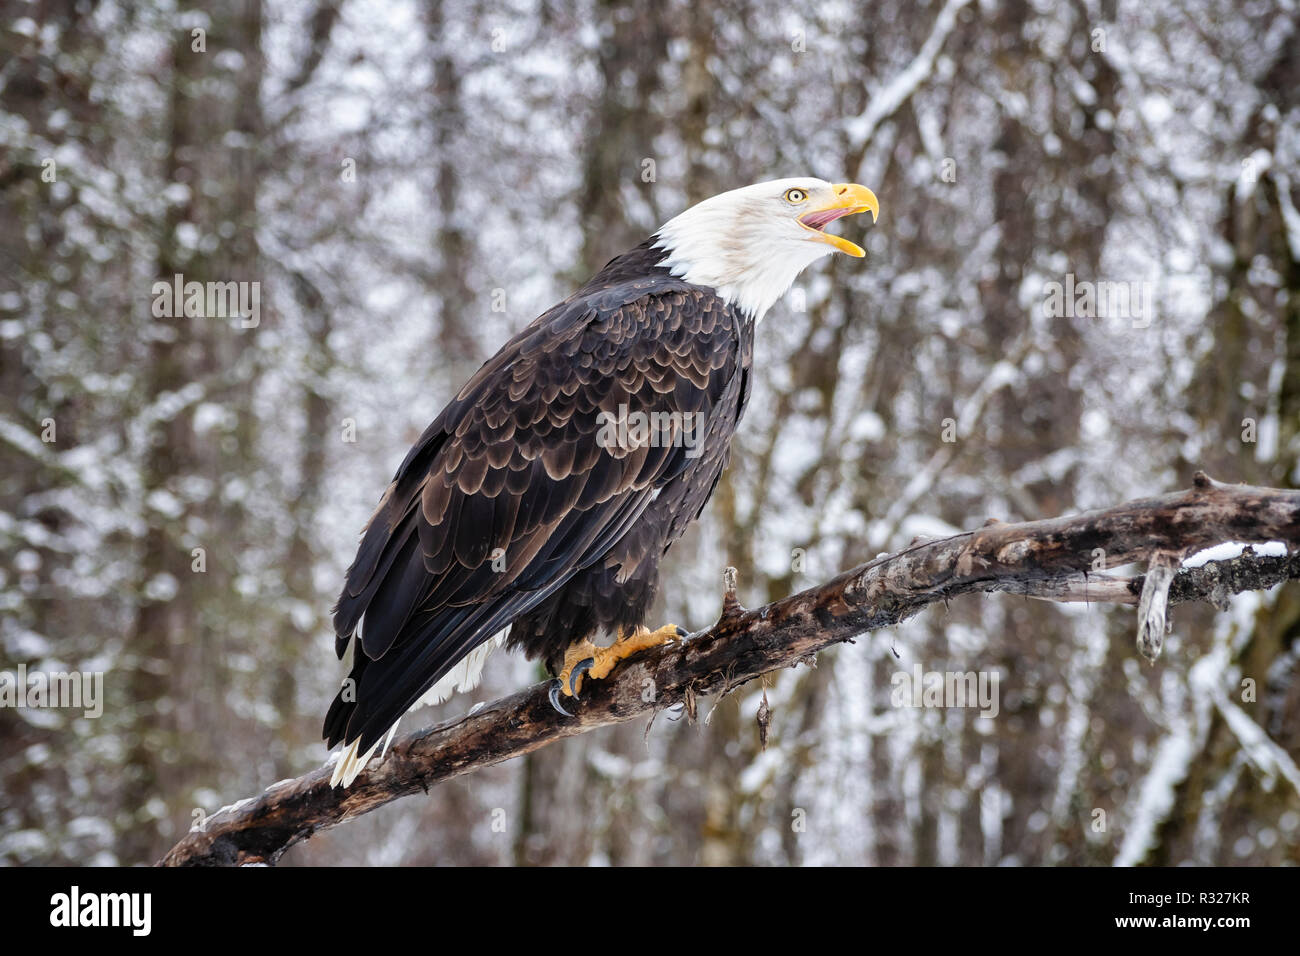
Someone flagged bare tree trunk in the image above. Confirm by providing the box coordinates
[125,0,266,863]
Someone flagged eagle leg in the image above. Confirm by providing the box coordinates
[548,625,687,714]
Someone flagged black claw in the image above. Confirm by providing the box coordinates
[548,680,574,717]
[675,626,689,639]
[569,658,595,696]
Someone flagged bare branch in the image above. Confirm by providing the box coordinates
[1136,552,1178,662]
[159,473,1300,866]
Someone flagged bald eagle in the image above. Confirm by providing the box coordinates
[325,178,879,786]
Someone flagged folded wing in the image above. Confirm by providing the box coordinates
[325,280,741,754]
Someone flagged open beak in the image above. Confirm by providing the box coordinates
[798,183,880,258]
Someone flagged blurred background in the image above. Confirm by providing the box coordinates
[2,0,1298,866]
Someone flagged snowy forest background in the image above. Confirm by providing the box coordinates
[3,0,1300,866]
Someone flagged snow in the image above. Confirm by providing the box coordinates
[1182,540,1288,568]
[844,0,973,152]
[8,0,1300,869]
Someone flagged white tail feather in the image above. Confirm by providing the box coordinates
[328,632,504,788]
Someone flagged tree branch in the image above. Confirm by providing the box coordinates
[159,472,1300,866]
[845,0,973,153]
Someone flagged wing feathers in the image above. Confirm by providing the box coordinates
[327,273,745,753]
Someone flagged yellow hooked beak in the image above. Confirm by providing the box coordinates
[798,183,880,258]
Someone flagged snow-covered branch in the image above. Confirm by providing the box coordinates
[844,0,973,153]
[159,472,1300,866]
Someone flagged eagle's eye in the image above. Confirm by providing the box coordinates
[783,188,809,204]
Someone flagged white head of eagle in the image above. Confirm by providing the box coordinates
[325,177,880,789]
[653,178,879,322]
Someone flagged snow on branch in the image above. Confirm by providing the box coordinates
[159,472,1300,866]
[844,0,973,152]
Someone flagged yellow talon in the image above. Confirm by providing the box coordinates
[557,637,601,698]
[557,624,685,697]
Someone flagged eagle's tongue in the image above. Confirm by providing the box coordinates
[800,207,852,231]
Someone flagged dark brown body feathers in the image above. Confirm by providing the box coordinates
[325,241,753,754]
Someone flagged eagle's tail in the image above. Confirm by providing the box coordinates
[326,631,506,788]
[329,727,397,788]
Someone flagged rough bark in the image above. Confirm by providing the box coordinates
[159,473,1300,866]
